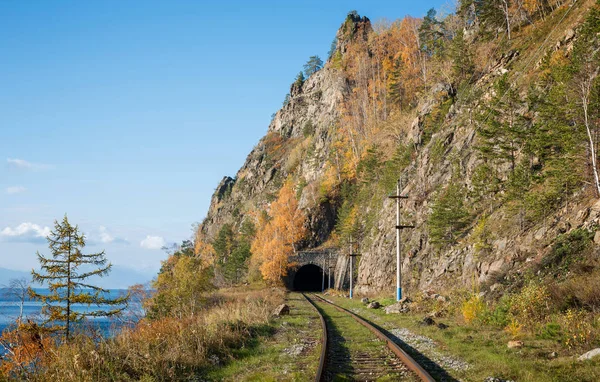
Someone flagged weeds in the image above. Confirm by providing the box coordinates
[2,288,284,382]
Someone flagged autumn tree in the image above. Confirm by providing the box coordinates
[148,240,213,319]
[251,180,306,284]
[0,320,51,380]
[29,215,127,342]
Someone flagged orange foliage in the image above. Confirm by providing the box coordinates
[194,236,216,268]
[251,179,307,284]
[0,321,52,379]
[331,15,427,186]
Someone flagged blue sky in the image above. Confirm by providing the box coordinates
[0,0,449,287]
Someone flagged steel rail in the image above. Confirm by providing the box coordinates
[302,293,327,382]
[312,294,436,382]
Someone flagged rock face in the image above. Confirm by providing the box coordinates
[198,63,348,242]
[197,10,599,297]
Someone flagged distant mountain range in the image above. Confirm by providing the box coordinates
[0,266,155,290]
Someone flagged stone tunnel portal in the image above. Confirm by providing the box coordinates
[293,264,330,291]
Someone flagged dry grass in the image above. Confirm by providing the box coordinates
[24,288,284,382]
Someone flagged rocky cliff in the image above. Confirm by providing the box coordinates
[198,1,600,297]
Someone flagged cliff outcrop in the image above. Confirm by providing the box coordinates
[198,1,600,296]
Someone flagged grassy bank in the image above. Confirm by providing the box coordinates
[325,293,600,382]
[1,288,284,381]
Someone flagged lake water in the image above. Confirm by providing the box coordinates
[0,288,141,343]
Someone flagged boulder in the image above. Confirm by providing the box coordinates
[507,340,523,349]
[361,297,370,304]
[437,322,449,330]
[273,304,290,317]
[367,301,380,309]
[594,231,600,245]
[385,302,409,314]
[421,316,436,326]
[578,348,600,361]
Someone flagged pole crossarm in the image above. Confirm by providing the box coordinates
[388,195,409,199]
[396,224,415,229]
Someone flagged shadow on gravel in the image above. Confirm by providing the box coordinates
[365,320,460,382]
[311,302,354,381]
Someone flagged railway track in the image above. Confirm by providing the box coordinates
[303,293,435,382]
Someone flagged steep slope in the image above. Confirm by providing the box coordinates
[197,1,600,298]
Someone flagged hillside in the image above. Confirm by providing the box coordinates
[196,0,600,300]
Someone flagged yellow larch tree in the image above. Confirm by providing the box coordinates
[250,180,307,284]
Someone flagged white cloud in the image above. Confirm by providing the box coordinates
[140,235,165,250]
[86,226,129,246]
[7,158,53,171]
[5,186,26,194]
[99,226,114,243]
[0,223,51,243]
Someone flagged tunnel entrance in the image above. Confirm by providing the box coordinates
[293,264,329,291]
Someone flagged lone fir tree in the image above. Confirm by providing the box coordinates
[29,215,128,341]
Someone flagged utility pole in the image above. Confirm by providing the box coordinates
[328,252,332,290]
[348,237,361,299]
[322,254,326,292]
[388,178,414,301]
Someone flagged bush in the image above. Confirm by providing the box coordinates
[504,318,523,339]
[558,309,596,349]
[461,293,486,324]
[507,282,551,331]
[481,296,510,328]
[548,271,600,312]
[543,228,594,272]
[26,289,284,381]
[302,120,315,137]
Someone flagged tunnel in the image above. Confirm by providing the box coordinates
[293,263,330,291]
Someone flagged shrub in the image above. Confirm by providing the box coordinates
[558,309,596,349]
[302,120,315,137]
[542,228,594,272]
[461,293,486,324]
[507,282,551,331]
[504,318,523,339]
[481,297,510,328]
[548,271,600,312]
[538,322,563,341]
[27,289,284,381]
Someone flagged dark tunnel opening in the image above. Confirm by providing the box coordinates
[293,264,330,291]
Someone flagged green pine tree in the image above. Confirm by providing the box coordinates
[303,55,323,77]
[29,215,127,342]
[428,183,470,246]
[477,74,528,172]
